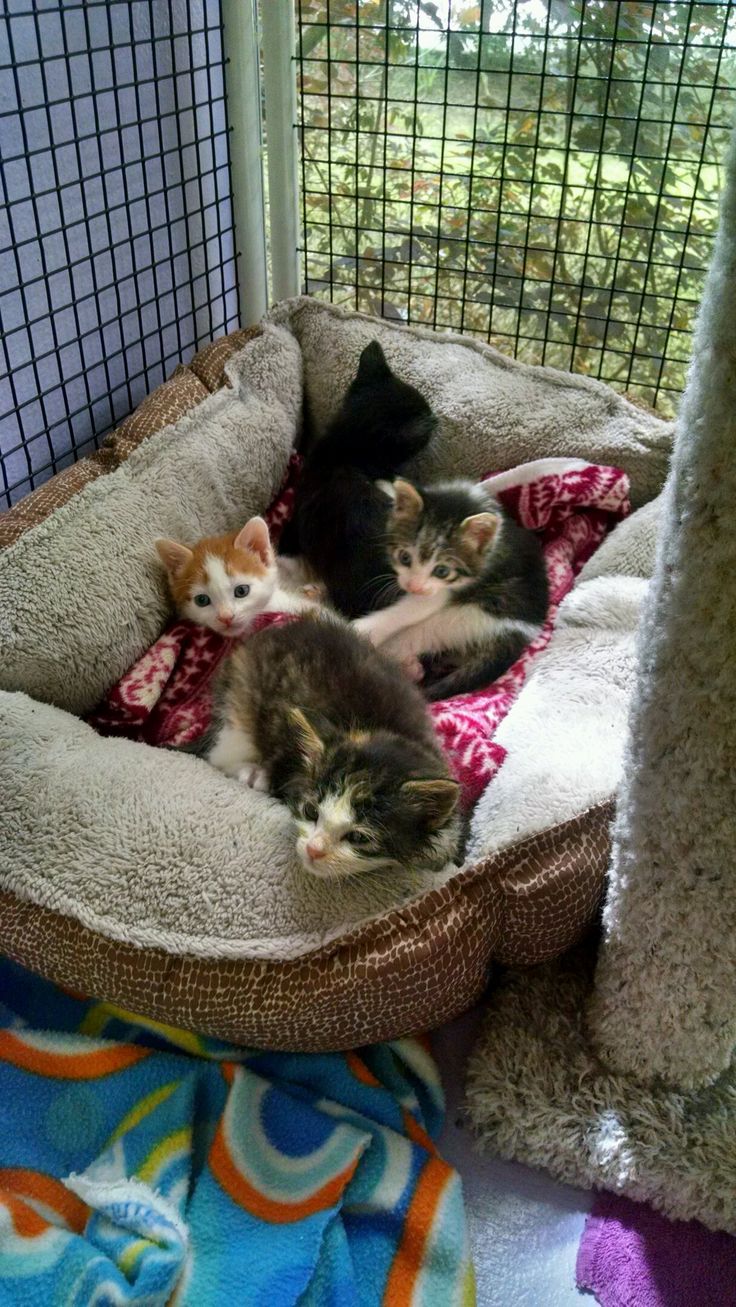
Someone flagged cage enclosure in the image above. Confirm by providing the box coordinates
[2,0,736,1235]
[2,0,734,508]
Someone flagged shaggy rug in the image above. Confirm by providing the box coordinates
[465,942,736,1234]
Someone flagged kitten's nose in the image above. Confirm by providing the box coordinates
[406,579,429,595]
[306,837,328,861]
[218,611,234,626]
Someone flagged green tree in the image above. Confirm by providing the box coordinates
[295,0,736,414]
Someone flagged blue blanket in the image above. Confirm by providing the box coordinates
[0,960,474,1305]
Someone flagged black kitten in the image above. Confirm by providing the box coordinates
[279,341,436,618]
[204,614,461,879]
[353,478,549,700]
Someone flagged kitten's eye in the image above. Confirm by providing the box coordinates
[233,583,250,598]
[397,549,412,567]
[345,830,372,848]
[432,564,451,579]
[193,594,211,608]
[302,799,319,823]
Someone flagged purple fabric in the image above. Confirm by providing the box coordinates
[577,1192,736,1307]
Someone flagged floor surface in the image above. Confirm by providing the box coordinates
[433,1006,591,1307]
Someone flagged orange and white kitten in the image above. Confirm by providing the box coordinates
[156,516,320,638]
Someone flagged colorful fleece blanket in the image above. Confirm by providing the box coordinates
[0,958,473,1306]
[89,456,629,806]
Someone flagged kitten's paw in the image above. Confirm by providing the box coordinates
[400,654,424,682]
[237,765,269,792]
[352,616,380,643]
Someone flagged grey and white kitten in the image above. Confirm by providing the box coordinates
[201,614,461,879]
[353,478,549,700]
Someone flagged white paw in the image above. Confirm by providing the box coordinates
[236,765,269,792]
[400,654,424,682]
[353,616,380,644]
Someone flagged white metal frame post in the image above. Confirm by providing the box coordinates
[221,0,269,325]
[261,0,302,301]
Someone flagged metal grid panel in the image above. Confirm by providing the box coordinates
[297,0,736,415]
[0,0,238,510]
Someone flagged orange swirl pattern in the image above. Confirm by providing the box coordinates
[0,1169,90,1237]
[209,1121,362,1225]
[383,1157,454,1305]
[0,1030,150,1079]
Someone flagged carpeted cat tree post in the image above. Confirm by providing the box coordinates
[466,127,736,1232]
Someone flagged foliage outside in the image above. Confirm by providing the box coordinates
[296,0,736,414]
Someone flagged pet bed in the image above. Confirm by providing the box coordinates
[0,300,673,1049]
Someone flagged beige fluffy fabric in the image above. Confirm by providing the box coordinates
[467,572,648,865]
[0,301,671,960]
[0,325,303,716]
[272,297,673,507]
[587,130,736,1090]
[466,945,736,1234]
[0,691,457,958]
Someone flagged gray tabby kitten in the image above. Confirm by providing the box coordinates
[202,614,461,880]
[353,478,549,700]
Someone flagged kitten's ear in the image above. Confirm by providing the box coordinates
[234,516,274,567]
[401,778,460,830]
[155,538,193,576]
[355,339,391,384]
[289,707,326,768]
[392,479,424,522]
[460,511,500,554]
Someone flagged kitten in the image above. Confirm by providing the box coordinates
[203,614,461,879]
[352,479,549,700]
[156,517,320,638]
[278,340,437,618]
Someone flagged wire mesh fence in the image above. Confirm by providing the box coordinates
[2,1,734,513]
[296,0,736,415]
[0,0,237,510]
